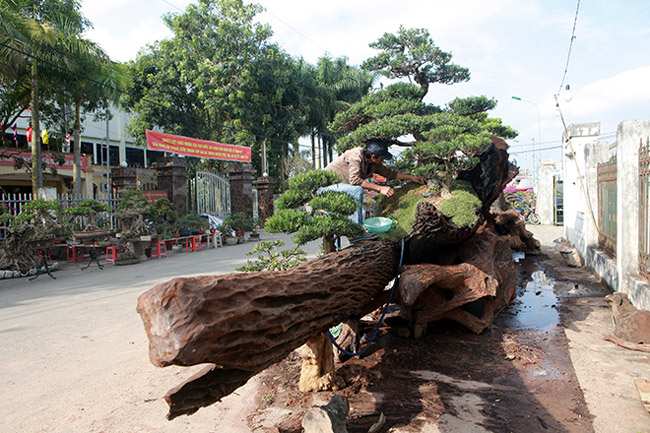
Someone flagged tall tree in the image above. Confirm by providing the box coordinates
[55,34,123,195]
[126,0,307,181]
[0,0,90,194]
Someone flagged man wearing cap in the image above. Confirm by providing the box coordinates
[322,140,427,224]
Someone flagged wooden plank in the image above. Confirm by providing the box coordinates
[634,379,650,413]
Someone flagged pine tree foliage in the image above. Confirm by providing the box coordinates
[331,27,517,193]
[265,169,363,246]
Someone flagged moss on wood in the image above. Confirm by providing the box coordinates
[376,183,431,241]
[438,181,482,228]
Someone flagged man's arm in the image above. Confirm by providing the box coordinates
[396,172,427,184]
[361,180,394,197]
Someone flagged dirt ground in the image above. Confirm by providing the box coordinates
[246,225,650,433]
[2,228,648,432]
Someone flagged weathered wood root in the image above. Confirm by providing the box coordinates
[0,225,39,272]
[164,366,256,420]
[492,208,541,252]
[399,230,517,334]
[603,334,650,353]
[137,240,400,417]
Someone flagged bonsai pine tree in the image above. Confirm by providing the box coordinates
[332,27,517,196]
[264,169,363,253]
[116,190,153,238]
[65,199,109,231]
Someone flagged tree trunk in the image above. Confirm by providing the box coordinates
[322,138,328,168]
[31,60,42,196]
[137,241,400,418]
[73,99,82,196]
[311,132,316,169]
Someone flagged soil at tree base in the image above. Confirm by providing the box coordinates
[247,241,606,432]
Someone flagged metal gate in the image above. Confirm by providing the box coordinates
[189,171,231,217]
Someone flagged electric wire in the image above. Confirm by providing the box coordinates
[557,0,581,95]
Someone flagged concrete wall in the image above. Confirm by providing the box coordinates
[537,159,559,225]
[563,122,605,259]
[616,120,650,308]
[562,120,650,310]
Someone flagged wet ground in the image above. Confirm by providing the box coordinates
[248,232,620,432]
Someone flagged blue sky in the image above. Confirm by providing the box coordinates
[81,0,650,174]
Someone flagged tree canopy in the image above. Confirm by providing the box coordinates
[332,26,517,192]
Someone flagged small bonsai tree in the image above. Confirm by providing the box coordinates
[264,170,363,254]
[0,199,69,271]
[65,199,109,231]
[116,190,153,238]
[236,240,306,272]
[223,212,255,234]
[150,198,178,236]
[175,213,209,234]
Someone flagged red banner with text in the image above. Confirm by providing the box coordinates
[145,130,251,162]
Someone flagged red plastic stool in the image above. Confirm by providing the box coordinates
[186,236,202,252]
[150,241,168,259]
[105,246,117,264]
[38,249,52,261]
[67,245,78,263]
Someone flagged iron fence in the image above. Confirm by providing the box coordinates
[639,137,650,281]
[0,192,119,239]
[597,156,617,257]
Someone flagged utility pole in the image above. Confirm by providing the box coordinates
[104,108,111,194]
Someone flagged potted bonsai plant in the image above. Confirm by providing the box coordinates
[65,199,111,241]
[223,212,255,242]
[175,214,209,237]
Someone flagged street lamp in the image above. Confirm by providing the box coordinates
[512,96,542,178]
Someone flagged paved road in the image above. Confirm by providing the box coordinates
[0,232,322,433]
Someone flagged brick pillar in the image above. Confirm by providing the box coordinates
[111,167,137,196]
[229,163,255,217]
[253,176,275,224]
[155,156,189,216]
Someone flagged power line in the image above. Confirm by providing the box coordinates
[557,0,581,95]
[507,131,616,148]
[510,145,562,155]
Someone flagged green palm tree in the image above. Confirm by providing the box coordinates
[0,0,89,195]
[55,32,124,195]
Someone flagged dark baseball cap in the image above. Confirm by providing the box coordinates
[365,140,393,160]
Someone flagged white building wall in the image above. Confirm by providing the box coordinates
[562,122,603,258]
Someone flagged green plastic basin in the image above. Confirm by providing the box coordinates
[363,217,393,233]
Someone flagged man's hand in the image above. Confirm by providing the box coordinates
[378,185,394,197]
[409,175,427,185]
[396,172,427,185]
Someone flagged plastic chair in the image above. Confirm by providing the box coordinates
[66,245,78,263]
[185,236,202,252]
[105,246,117,264]
[214,232,223,248]
[38,249,52,261]
[150,241,168,259]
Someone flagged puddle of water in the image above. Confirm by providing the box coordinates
[509,270,560,331]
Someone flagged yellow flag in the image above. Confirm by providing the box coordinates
[41,129,49,144]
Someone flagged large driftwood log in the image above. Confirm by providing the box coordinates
[137,138,534,419]
[399,229,517,335]
[137,240,399,418]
